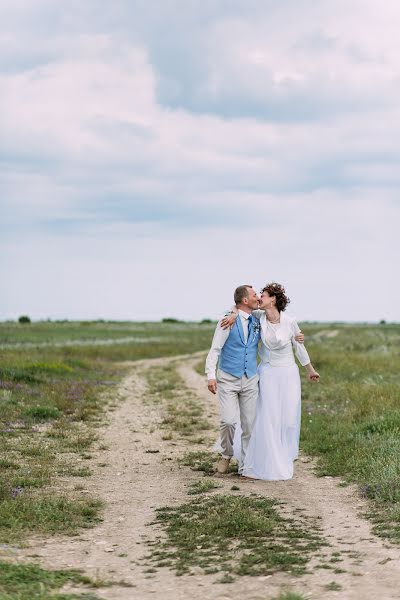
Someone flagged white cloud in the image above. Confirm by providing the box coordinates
[0,1,399,322]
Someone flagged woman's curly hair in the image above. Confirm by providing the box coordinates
[261,282,290,312]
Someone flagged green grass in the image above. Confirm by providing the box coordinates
[0,496,103,543]
[273,593,308,600]
[187,479,221,495]
[324,580,343,591]
[1,320,400,593]
[180,451,219,475]
[194,358,206,376]
[299,323,400,542]
[146,494,326,578]
[180,450,238,475]
[0,349,111,544]
[0,321,215,598]
[0,321,215,546]
[0,561,103,599]
[144,363,212,439]
[0,321,215,361]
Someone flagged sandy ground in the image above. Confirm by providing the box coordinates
[7,353,400,600]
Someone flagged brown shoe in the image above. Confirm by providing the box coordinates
[216,457,231,474]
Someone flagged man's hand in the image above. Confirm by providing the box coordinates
[207,379,217,394]
[295,331,305,343]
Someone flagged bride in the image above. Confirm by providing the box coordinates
[221,282,320,481]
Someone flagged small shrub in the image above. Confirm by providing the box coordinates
[162,318,181,324]
[24,406,61,421]
[18,315,31,324]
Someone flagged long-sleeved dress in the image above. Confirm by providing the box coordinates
[239,311,310,480]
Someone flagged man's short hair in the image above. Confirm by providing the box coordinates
[234,285,252,305]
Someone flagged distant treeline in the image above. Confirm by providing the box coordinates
[12,316,392,326]
[13,316,216,325]
[161,318,214,324]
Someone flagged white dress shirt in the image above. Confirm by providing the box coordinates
[205,310,252,380]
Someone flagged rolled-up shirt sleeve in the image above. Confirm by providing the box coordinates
[205,321,230,380]
[291,319,311,366]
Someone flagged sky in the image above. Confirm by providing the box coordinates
[1,0,399,322]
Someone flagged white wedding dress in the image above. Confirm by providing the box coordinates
[233,311,310,481]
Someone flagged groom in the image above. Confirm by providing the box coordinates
[205,285,261,475]
[205,284,304,475]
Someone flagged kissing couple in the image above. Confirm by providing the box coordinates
[205,283,320,481]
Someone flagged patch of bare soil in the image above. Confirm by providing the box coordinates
[12,354,400,600]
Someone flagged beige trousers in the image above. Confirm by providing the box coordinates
[216,368,259,473]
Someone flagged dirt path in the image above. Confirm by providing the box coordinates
[17,354,400,599]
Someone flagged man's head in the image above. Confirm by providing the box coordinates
[234,285,260,312]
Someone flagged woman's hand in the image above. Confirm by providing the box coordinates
[305,364,320,382]
[308,371,320,382]
[220,313,238,329]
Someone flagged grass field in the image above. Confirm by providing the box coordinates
[0,321,215,535]
[299,322,400,541]
[0,320,215,597]
[0,319,399,596]
[0,320,214,357]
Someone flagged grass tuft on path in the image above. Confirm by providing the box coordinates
[181,450,238,475]
[180,451,218,475]
[187,479,221,495]
[0,561,103,600]
[273,592,308,600]
[144,364,212,439]
[146,494,326,578]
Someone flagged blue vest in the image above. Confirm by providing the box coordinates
[219,316,260,378]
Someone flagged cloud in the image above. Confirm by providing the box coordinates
[0,0,399,322]
[146,2,400,121]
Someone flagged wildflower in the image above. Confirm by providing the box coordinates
[11,487,24,498]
